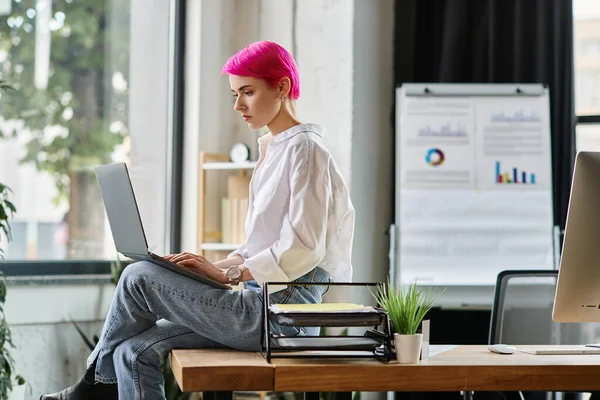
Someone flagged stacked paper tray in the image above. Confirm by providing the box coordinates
[272,336,381,351]
[268,303,387,327]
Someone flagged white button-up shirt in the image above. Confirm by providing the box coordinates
[229,123,355,288]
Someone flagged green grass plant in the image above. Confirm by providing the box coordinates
[373,280,444,335]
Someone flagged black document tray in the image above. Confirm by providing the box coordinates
[272,336,380,351]
[268,308,387,327]
[261,281,393,362]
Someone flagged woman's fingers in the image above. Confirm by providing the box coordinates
[170,253,190,263]
[174,253,206,263]
[178,259,203,273]
[165,253,214,274]
[164,252,186,261]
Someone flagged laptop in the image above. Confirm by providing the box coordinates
[95,162,231,290]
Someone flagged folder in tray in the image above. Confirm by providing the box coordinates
[269,303,375,313]
[268,303,387,327]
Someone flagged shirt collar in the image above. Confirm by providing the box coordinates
[257,123,324,144]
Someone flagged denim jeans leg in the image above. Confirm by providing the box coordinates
[87,261,264,384]
[113,319,226,400]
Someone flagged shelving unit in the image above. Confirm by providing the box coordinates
[197,151,256,256]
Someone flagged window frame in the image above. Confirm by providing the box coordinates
[0,0,186,276]
[577,115,600,124]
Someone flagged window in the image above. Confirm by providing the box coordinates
[574,0,600,152]
[576,124,600,151]
[0,0,176,263]
[581,38,600,57]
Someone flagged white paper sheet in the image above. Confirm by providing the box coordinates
[400,98,476,189]
[475,97,552,191]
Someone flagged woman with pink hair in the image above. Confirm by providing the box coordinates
[42,41,354,400]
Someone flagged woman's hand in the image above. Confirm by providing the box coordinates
[164,252,228,284]
[213,254,244,270]
[212,259,229,269]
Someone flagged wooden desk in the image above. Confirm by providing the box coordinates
[172,345,600,394]
[171,349,273,392]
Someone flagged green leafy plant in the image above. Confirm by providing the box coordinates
[372,280,443,335]
[0,81,16,94]
[0,185,15,261]
[0,82,25,400]
[0,275,25,400]
[110,254,125,285]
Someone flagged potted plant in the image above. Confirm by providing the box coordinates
[373,280,442,364]
[0,81,26,400]
[0,183,24,398]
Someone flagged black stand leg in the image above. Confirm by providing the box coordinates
[203,391,233,400]
[334,392,353,400]
[305,392,320,400]
[461,391,473,400]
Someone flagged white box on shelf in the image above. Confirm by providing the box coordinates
[202,161,257,170]
[200,243,242,251]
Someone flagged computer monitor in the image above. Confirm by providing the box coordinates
[553,151,600,323]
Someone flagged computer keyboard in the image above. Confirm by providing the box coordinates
[520,347,600,355]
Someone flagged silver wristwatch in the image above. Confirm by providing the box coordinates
[226,265,246,285]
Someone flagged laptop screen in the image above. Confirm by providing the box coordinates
[95,163,150,257]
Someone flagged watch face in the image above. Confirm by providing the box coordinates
[227,266,242,279]
[229,143,250,163]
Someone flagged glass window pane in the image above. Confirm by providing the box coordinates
[0,0,131,260]
[574,0,600,115]
[576,124,600,152]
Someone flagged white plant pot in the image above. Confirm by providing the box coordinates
[394,333,423,364]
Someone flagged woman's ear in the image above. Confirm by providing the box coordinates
[278,77,292,98]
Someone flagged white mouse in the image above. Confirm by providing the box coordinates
[487,344,517,354]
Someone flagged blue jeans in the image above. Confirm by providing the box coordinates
[87,261,330,400]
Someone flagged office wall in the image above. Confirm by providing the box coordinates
[7,281,114,399]
[350,0,394,305]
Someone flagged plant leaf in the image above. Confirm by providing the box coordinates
[0,81,16,92]
[70,319,97,351]
[3,202,15,214]
[372,279,445,335]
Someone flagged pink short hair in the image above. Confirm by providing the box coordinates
[222,41,300,100]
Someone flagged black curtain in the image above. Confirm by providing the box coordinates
[394,0,575,230]
[393,3,577,400]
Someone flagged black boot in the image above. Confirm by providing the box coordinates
[40,360,118,400]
